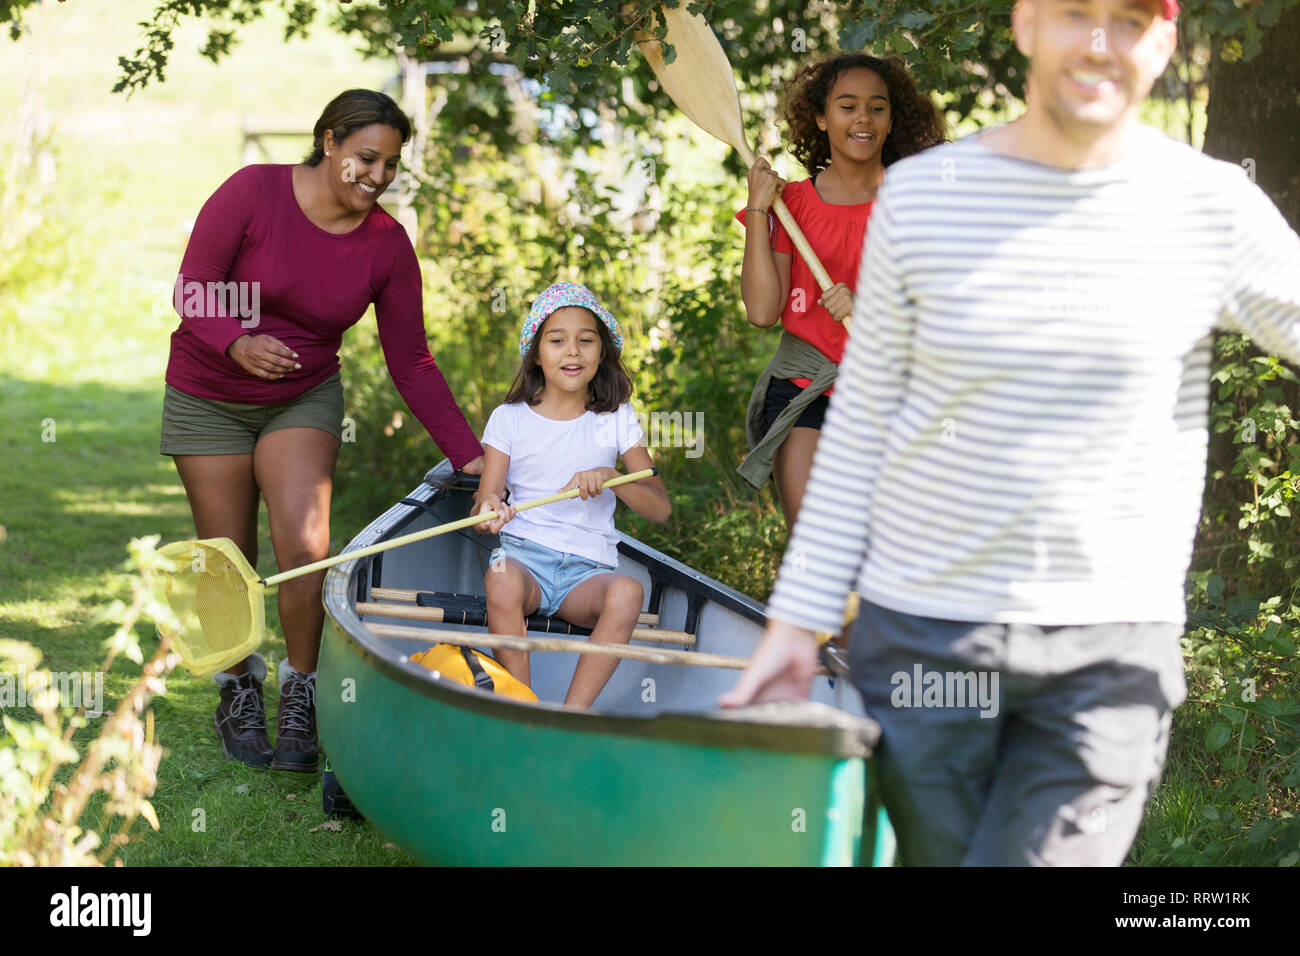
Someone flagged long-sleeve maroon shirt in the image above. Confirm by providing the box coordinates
[165,164,483,468]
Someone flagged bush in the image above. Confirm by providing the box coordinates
[1139,332,1300,865]
[0,538,179,866]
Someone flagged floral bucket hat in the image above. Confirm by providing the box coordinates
[520,282,622,356]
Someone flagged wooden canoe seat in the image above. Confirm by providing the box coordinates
[362,588,695,648]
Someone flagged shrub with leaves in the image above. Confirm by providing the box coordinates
[1143,333,1300,866]
[0,536,180,866]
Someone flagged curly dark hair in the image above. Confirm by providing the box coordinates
[785,54,947,175]
[503,312,632,414]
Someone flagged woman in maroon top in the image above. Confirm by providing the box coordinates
[161,90,483,772]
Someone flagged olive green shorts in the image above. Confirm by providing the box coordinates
[160,372,344,456]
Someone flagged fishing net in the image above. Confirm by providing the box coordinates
[147,470,655,677]
[154,538,265,677]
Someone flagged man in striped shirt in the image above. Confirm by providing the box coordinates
[722,0,1300,864]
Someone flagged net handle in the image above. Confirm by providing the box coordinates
[260,467,658,588]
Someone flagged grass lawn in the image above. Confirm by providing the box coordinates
[1,0,416,865]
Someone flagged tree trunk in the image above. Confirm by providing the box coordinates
[1203,7,1300,229]
[1197,7,1300,568]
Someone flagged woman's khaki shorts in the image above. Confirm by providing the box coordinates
[160,372,344,455]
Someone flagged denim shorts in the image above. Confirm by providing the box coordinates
[493,533,617,618]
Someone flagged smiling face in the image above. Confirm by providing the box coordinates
[323,123,403,213]
[816,67,892,167]
[536,307,603,398]
[1015,0,1177,138]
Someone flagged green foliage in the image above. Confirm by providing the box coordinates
[1201,333,1300,591]
[1137,333,1300,866]
[1139,573,1300,865]
[103,0,319,95]
[1189,0,1295,60]
[620,184,789,596]
[839,0,1024,119]
[0,537,179,866]
[45,0,1287,123]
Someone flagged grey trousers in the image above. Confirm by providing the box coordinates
[849,600,1187,866]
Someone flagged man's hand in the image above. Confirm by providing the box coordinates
[719,618,821,708]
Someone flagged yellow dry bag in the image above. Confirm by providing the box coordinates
[409,644,538,702]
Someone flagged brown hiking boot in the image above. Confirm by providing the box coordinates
[273,667,319,773]
[213,655,273,768]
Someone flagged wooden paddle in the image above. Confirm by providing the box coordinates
[259,468,658,587]
[633,4,835,295]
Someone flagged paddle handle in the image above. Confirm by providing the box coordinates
[736,141,834,295]
[772,196,834,294]
[261,468,658,587]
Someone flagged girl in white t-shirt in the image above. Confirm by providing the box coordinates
[474,282,671,709]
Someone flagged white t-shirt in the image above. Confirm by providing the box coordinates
[480,402,645,566]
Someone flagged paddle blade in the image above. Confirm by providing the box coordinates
[635,5,754,163]
[154,538,265,677]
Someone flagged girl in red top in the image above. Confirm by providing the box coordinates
[739,55,945,527]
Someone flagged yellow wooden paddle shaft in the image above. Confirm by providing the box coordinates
[260,467,658,587]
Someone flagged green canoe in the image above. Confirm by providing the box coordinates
[318,462,895,865]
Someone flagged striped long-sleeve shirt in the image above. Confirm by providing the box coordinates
[766,126,1300,632]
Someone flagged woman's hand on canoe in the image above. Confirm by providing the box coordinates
[227,334,300,380]
[719,619,821,708]
[459,455,485,476]
[473,493,515,534]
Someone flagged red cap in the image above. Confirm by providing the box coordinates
[1161,0,1180,18]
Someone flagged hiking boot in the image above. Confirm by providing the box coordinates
[273,661,319,773]
[213,653,273,768]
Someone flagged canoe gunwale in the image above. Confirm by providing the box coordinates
[321,462,879,760]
